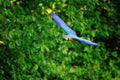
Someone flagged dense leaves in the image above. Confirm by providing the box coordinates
[0,0,120,80]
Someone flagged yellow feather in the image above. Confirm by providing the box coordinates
[68,37,77,42]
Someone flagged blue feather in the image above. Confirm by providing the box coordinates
[52,12,76,35]
[68,34,99,46]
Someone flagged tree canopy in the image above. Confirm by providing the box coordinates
[0,0,120,80]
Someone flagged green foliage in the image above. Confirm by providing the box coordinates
[0,0,120,80]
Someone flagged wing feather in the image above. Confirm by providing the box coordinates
[52,12,76,35]
[69,34,99,46]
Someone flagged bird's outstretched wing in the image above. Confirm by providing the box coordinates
[52,12,76,35]
[69,34,99,46]
[77,37,99,46]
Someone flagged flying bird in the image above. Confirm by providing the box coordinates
[52,12,99,46]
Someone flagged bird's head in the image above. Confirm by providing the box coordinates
[62,37,69,41]
[62,35,76,42]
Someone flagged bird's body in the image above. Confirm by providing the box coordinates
[52,12,99,46]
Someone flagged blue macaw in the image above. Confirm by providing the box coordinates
[52,12,99,46]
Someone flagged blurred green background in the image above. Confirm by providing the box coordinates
[0,0,120,80]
